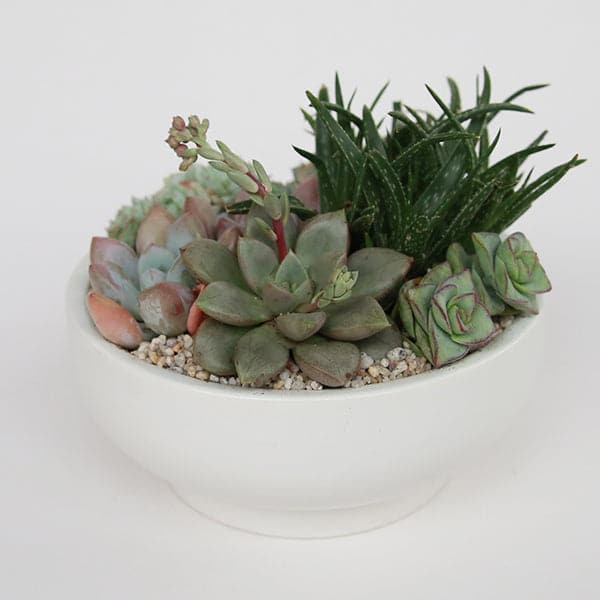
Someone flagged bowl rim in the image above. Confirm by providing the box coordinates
[66,256,541,402]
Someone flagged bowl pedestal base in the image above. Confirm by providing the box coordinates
[171,477,449,539]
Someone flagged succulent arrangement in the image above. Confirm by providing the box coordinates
[85,70,581,388]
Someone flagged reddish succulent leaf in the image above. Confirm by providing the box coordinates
[90,236,139,286]
[86,291,144,349]
[184,196,215,238]
[136,204,174,254]
[293,174,320,212]
[138,281,195,336]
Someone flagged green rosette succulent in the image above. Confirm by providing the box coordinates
[397,263,496,368]
[447,232,551,315]
[182,210,412,387]
[107,165,237,247]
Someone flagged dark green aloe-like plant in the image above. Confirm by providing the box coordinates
[295,70,583,273]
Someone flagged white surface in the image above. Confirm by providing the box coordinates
[68,261,546,538]
[1,0,599,597]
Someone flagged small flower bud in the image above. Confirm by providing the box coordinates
[179,157,197,171]
[165,135,180,149]
[172,116,186,131]
[175,143,188,157]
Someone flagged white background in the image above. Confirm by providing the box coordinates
[1,1,599,598]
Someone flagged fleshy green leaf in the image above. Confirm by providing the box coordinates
[293,337,359,387]
[192,318,250,376]
[347,247,413,303]
[428,318,469,367]
[181,239,246,288]
[237,237,278,294]
[196,281,272,326]
[295,210,349,276]
[234,324,290,386]
[321,296,389,341]
[356,318,403,360]
[275,311,326,342]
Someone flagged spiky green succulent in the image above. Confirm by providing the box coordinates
[296,70,583,273]
[447,232,551,315]
[181,209,412,387]
[107,165,237,247]
[397,262,496,368]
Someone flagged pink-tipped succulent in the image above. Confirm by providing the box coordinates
[87,197,216,347]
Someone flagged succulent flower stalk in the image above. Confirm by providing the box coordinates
[166,116,290,262]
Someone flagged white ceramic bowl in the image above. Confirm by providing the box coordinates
[67,259,546,538]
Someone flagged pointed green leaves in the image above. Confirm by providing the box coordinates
[192,318,250,375]
[347,247,413,303]
[293,337,359,387]
[197,281,272,326]
[237,237,278,294]
[321,296,389,341]
[295,210,349,277]
[275,311,326,342]
[181,238,246,287]
[234,324,290,386]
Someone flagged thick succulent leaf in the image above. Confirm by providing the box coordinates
[86,291,144,349]
[166,211,204,255]
[136,204,174,254]
[307,251,346,290]
[428,318,469,368]
[275,250,309,288]
[397,280,417,338]
[197,281,272,325]
[512,260,552,295]
[420,261,453,286]
[181,239,247,288]
[356,318,403,360]
[407,283,436,331]
[88,263,141,320]
[217,226,241,251]
[237,237,278,294]
[414,322,434,364]
[274,311,326,342]
[166,256,196,288]
[446,242,472,273]
[295,210,348,274]
[139,267,167,290]
[262,279,299,315]
[442,269,476,296]
[138,282,195,335]
[293,173,320,212]
[137,244,175,278]
[449,299,495,346]
[234,324,290,386]
[192,318,250,376]
[293,337,359,388]
[90,236,139,287]
[321,296,389,341]
[494,259,539,314]
[347,247,413,303]
[469,265,504,316]
[472,232,501,283]
[184,195,215,238]
[245,205,298,251]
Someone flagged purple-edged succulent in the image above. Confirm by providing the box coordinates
[397,262,496,368]
[447,232,552,316]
